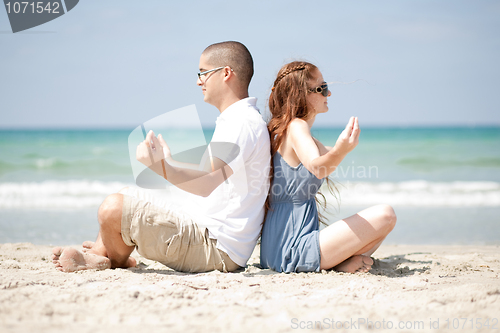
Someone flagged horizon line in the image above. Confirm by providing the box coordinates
[1,124,500,131]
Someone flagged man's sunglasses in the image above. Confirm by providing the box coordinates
[308,82,329,97]
[197,66,233,79]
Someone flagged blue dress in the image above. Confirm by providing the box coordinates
[260,152,324,273]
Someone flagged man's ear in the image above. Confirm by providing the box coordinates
[223,66,233,81]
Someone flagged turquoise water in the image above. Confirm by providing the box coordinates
[0,129,215,182]
[313,127,500,182]
[1,127,499,182]
[0,127,499,245]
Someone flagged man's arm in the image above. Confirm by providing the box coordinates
[164,156,201,171]
[136,131,233,197]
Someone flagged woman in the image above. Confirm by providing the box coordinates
[260,61,396,273]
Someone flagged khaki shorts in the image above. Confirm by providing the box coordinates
[120,195,240,273]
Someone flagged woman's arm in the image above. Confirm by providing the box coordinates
[290,117,359,179]
[312,137,332,155]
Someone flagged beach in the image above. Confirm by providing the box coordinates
[1,127,499,332]
[1,243,499,332]
[2,1,500,331]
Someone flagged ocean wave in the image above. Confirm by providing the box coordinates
[0,158,131,175]
[397,157,500,169]
[0,181,133,208]
[1,180,499,209]
[330,180,500,207]
[21,153,47,159]
[0,160,16,174]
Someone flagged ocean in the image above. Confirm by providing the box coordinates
[1,127,499,245]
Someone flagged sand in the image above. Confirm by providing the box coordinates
[0,243,499,333]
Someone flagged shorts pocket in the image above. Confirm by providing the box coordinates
[164,233,182,265]
[144,208,177,228]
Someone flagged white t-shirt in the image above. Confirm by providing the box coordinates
[192,97,270,267]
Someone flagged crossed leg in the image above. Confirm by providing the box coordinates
[319,204,397,273]
[52,193,136,272]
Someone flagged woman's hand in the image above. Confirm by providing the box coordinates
[333,117,360,156]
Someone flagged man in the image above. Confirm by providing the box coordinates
[52,41,271,273]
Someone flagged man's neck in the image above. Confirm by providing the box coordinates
[217,92,249,113]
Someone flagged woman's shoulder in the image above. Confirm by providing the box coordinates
[288,118,311,140]
[288,118,309,131]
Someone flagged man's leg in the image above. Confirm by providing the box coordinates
[89,193,136,268]
[52,193,136,272]
[82,187,132,253]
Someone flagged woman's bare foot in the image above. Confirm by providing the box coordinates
[52,247,111,272]
[334,255,373,273]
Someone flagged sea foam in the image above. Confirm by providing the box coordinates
[330,180,500,207]
[1,180,499,209]
[0,181,133,209]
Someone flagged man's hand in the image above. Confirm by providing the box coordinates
[157,134,172,163]
[136,130,234,196]
[136,130,166,168]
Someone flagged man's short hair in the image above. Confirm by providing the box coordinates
[203,41,254,89]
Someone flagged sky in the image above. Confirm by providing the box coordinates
[1,0,499,128]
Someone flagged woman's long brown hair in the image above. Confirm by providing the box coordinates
[265,61,339,226]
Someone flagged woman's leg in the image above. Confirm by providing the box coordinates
[319,204,396,272]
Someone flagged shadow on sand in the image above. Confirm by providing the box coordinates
[126,253,434,278]
[370,253,433,277]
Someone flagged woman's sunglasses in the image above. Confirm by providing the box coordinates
[308,82,329,97]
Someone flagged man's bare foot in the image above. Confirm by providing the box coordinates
[52,247,111,272]
[82,241,94,253]
[82,240,109,258]
[334,255,373,273]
